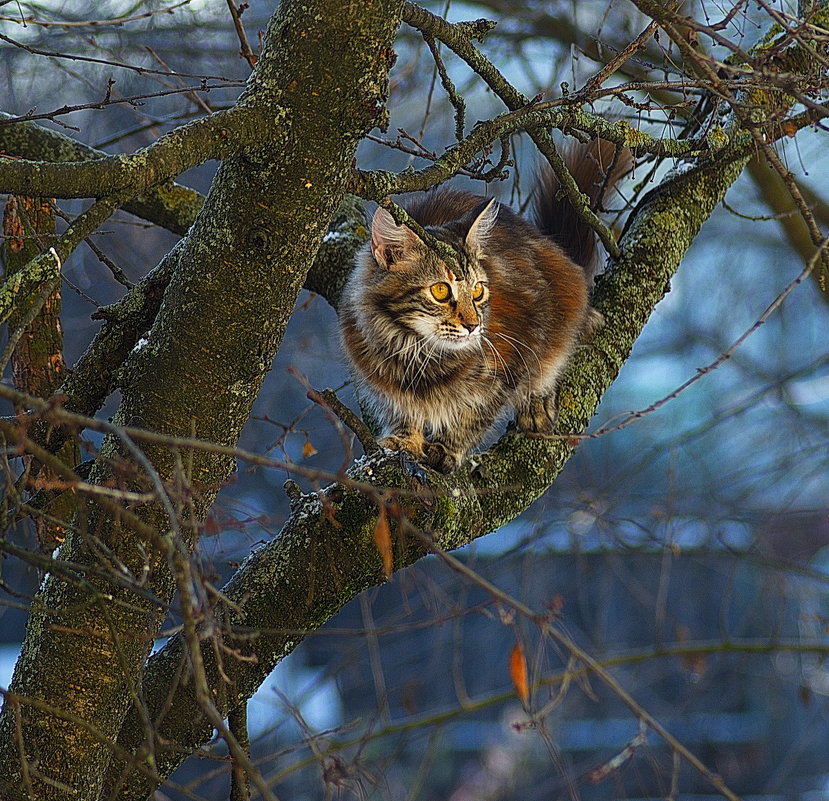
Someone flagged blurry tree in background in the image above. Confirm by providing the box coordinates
[0,1,828,800]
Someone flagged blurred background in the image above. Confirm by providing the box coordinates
[2,1,829,799]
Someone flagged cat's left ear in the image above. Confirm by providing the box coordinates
[464,197,499,253]
[371,206,418,269]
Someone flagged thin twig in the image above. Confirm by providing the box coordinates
[0,1,193,29]
[225,0,258,69]
[0,82,242,127]
[377,197,463,269]
[307,387,379,455]
[0,30,242,82]
[144,46,213,115]
[422,32,465,140]
[582,234,829,440]
[412,530,744,801]
[578,16,663,100]
[51,204,134,288]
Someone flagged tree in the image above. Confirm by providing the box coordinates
[0,1,827,799]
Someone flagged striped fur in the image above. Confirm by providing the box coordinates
[339,139,625,472]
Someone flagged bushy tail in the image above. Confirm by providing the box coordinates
[532,138,630,281]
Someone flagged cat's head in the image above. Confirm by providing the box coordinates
[362,199,499,352]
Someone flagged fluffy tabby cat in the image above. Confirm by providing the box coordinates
[339,139,626,472]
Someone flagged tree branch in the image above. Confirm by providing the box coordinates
[352,105,702,200]
[0,112,206,235]
[0,193,127,324]
[0,105,283,199]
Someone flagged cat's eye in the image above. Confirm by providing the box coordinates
[472,281,486,301]
[430,282,451,302]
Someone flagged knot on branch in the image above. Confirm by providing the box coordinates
[456,18,497,42]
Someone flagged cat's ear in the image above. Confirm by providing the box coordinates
[371,206,417,269]
[464,198,499,254]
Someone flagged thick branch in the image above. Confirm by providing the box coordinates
[0,113,205,235]
[0,105,280,199]
[352,106,701,199]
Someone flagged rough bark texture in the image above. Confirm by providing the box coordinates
[0,112,204,236]
[1,195,75,552]
[0,1,401,799]
[0,108,263,201]
[2,196,64,404]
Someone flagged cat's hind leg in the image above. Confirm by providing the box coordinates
[514,391,558,437]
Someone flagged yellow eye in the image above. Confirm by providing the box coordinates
[430,282,451,301]
[472,281,486,301]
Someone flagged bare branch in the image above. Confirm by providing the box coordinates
[0,105,284,199]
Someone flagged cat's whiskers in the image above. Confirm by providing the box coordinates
[477,338,505,395]
[405,335,443,392]
[480,335,513,389]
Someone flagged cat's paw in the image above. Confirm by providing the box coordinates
[422,441,464,473]
[515,393,557,437]
[379,432,462,473]
[378,431,426,459]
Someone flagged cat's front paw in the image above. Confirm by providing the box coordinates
[421,441,464,473]
[378,431,426,460]
[379,432,463,473]
[515,393,557,437]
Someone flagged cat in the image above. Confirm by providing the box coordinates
[338,139,626,473]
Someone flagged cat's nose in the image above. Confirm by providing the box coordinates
[462,323,479,333]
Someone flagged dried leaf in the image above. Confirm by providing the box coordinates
[302,439,318,459]
[509,642,529,706]
[373,506,393,579]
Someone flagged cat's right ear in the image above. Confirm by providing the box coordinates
[464,197,499,254]
[371,207,417,269]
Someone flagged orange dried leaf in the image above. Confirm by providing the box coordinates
[373,507,393,579]
[509,642,529,706]
[302,439,318,459]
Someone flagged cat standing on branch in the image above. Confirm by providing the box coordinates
[339,138,629,472]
